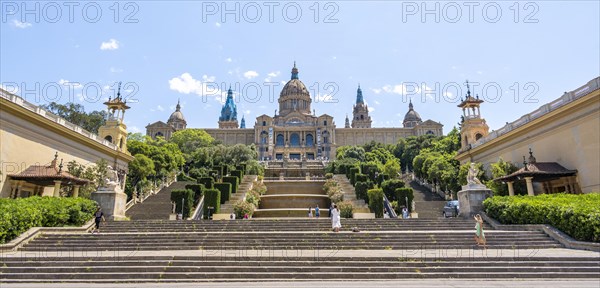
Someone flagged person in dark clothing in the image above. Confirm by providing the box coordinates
[91,207,106,234]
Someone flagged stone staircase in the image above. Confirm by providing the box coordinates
[409,180,446,219]
[333,175,370,213]
[3,219,599,283]
[126,181,194,220]
[219,175,257,214]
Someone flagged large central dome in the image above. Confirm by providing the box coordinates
[278,63,312,116]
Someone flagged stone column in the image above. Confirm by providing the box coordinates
[524,177,535,196]
[507,181,515,196]
[72,185,80,198]
[53,180,62,197]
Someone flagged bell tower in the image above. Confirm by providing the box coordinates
[458,80,489,151]
[98,82,131,153]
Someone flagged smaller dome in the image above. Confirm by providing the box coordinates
[168,100,186,122]
[403,110,421,123]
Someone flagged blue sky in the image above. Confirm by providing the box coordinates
[2,1,599,135]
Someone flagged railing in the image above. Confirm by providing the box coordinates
[125,199,136,211]
[469,77,599,150]
[190,195,205,220]
[383,195,398,218]
[0,88,119,150]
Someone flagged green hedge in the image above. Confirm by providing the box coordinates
[170,189,194,218]
[355,181,371,202]
[214,183,232,204]
[483,193,600,242]
[177,172,195,182]
[355,173,368,185]
[368,188,384,218]
[222,176,239,194]
[376,173,389,187]
[395,187,414,212]
[230,170,243,181]
[381,179,404,201]
[236,164,247,174]
[185,184,204,206]
[349,167,360,186]
[0,197,97,244]
[325,173,333,179]
[203,188,221,218]
[198,177,214,189]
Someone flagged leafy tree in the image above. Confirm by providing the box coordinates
[336,146,366,162]
[40,102,107,133]
[169,129,214,155]
[484,158,527,196]
[383,158,401,178]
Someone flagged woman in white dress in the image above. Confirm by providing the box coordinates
[331,204,341,232]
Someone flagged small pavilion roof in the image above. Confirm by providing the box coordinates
[9,153,91,186]
[494,162,577,182]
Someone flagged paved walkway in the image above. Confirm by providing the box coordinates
[3,280,600,288]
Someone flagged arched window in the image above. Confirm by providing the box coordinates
[360,115,364,120]
[262,121,266,126]
[306,134,314,147]
[119,138,123,148]
[154,132,163,138]
[260,131,268,144]
[290,133,300,147]
[475,133,483,141]
[322,131,330,144]
[276,134,284,146]
[104,135,113,143]
[426,130,434,135]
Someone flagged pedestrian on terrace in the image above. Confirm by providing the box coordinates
[474,214,486,248]
[91,207,105,234]
[315,205,320,218]
[308,206,313,218]
[331,204,341,232]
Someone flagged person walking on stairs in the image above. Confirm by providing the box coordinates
[91,207,105,234]
[474,214,486,248]
[315,205,320,218]
[331,204,341,232]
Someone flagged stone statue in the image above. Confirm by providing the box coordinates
[411,200,416,213]
[104,166,120,190]
[467,163,483,185]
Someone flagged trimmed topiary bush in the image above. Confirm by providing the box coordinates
[349,167,360,186]
[395,187,414,212]
[484,193,600,242]
[222,176,239,194]
[185,184,204,206]
[381,179,405,201]
[0,197,97,244]
[325,173,333,179]
[368,188,385,218]
[198,177,214,189]
[203,188,221,218]
[230,170,243,181]
[355,181,371,202]
[355,173,368,185]
[170,189,194,218]
[213,183,232,204]
[177,172,195,182]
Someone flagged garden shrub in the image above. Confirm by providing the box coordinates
[0,197,97,244]
[368,188,384,218]
[233,200,255,219]
[222,176,239,194]
[483,193,600,242]
[349,167,360,186]
[381,179,405,201]
[203,188,221,218]
[230,170,243,181]
[394,187,414,212]
[355,173,368,185]
[177,172,195,182]
[245,190,261,207]
[338,201,354,218]
[213,183,232,204]
[198,177,214,189]
[170,189,194,218]
[355,181,371,202]
[185,184,204,206]
[325,173,333,179]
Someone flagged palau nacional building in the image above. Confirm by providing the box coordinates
[146,63,444,160]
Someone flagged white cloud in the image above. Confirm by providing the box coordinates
[374,100,380,105]
[129,126,141,133]
[245,110,251,114]
[1,83,19,94]
[58,79,83,89]
[12,20,32,29]
[157,105,164,111]
[168,72,225,103]
[368,107,375,112]
[225,57,232,63]
[110,67,123,73]
[100,39,119,50]
[332,56,337,60]
[477,71,483,75]
[264,71,280,82]
[243,70,259,79]
[371,88,382,94]
[215,22,221,27]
